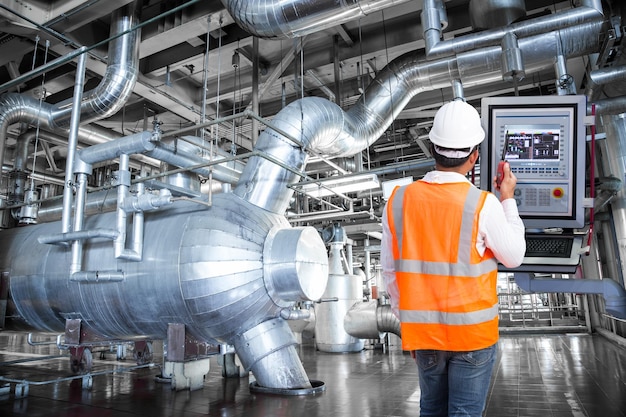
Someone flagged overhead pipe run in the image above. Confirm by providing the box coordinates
[234,10,603,215]
[0,2,141,182]
[220,0,412,39]
[146,142,242,185]
[3,132,244,226]
[586,65,626,99]
[469,0,527,30]
[0,1,238,189]
[421,0,604,60]
[592,96,626,115]
[585,65,626,114]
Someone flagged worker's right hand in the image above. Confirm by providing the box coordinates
[493,161,517,201]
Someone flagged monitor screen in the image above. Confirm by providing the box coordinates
[480,96,586,229]
[503,125,560,161]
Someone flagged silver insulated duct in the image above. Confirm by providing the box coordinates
[344,301,401,339]
[0,2,141,173]
[469,0,527,30]
[220,0,412,38]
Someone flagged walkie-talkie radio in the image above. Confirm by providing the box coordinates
[495,130,508,188]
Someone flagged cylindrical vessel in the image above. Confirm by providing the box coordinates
[315,272,364,353]
[0,192,329,388]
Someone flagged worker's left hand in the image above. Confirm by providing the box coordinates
[493,161,517,201]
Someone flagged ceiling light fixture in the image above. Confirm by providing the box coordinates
[297,173,380,198]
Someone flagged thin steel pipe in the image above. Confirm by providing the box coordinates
[61,52,86,233]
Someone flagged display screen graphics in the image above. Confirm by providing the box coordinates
[504,125,560,162]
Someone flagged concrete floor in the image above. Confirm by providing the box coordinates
[0,331,625,416]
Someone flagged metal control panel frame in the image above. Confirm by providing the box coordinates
[480,95,587,229]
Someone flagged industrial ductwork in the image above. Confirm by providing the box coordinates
[0,2,141,182]
[422,0,603,59]
[234,3,603,214]
[468,0,527,30]
[585,65,626,115]
[220,0,412,38]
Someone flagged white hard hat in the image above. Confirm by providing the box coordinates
[428,100,485,149]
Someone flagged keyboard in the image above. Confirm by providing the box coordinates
[525,235,574,258]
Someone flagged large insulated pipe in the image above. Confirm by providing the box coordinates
[585,57,626,114]
[344,300,401,339]
[592,97,626,116]
[232,318,312,389]
[0,2,141,179]
[586,65,626,101]
[234,15,603,214]
[468,0,526,30]
[422,0,603,59]
[220,0,411,39]
[514,273,626,319]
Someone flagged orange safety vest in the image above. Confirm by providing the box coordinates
[387,180,499,351]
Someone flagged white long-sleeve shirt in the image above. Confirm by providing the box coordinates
[381,171,526,318]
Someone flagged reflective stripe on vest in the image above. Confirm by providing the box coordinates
[400,304,499,325]
[395,259,495,277]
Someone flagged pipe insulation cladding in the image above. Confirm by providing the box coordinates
[0,192,329,389]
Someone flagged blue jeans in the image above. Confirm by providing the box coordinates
[414,344,497,417]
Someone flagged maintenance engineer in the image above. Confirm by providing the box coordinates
[381,99,526,417]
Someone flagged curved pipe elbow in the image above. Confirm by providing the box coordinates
[45,4,141,131]
[0,93,54,131]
